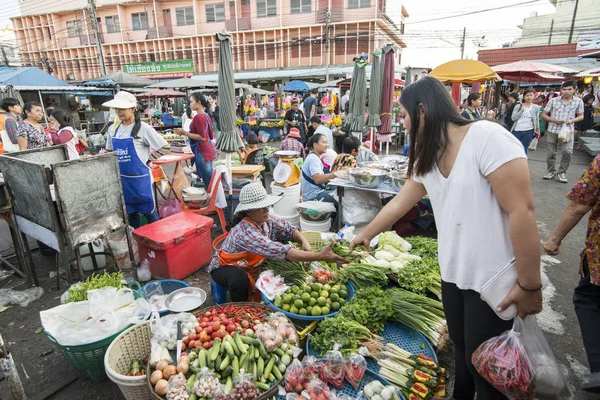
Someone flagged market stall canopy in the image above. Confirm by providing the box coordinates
[491,60,577,82]
[92,71,154,88]
[148,77,216,89]
[135,89,186,98]
[318,78,346,88]
[573,67,600,78]
[81,78,118,87]
[0,66,70,87]
[249,87,275,95]
[578,50,600,60]
[283,80,318,92]
[429,59,501,83]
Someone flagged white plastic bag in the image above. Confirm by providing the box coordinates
[557,124,572,144]
[342,189,382,226]
[528,138,538,151]
[517,316,573,399]
[0,287,44,307]
[256,271,289,301]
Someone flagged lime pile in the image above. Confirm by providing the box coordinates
[273,283,349,316]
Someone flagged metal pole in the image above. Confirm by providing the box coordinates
[460,27,466,59]
[37,90,48,126]
[325,8,331,82]
[152,0,160,39]
[88,0,107,76]
[568,0,579,44]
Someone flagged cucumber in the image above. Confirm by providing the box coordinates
[198,349,207,368]
[207,355,214,369]
[190,364,201,374]
[189,395,198,400]
[274,348,284,357]
[239,352,248,369]
[240,336,261,347]
[263,355,276,381]
[278,363,286,373]
[189,351,198,362]
[257,356,264,378]
[225,376,233,394]
[255,346,261,359]
[221,365,233,378]
[232,356,240,379]
[234,333,248,354]
[224,341,235,359]
[252,360,257,380]
[210,338,221,361]
[256,381,270,391]
[268,373,276,383]
[272,364,283,380]
[187,374,197,391]
[219,355,231,371]
[258,342,269,359]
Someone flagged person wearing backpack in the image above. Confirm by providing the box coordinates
[0,97,22,153]
[503,92,519,130]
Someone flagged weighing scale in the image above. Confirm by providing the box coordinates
[272,150,301,187]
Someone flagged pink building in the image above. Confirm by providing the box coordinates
[12,0,407,82]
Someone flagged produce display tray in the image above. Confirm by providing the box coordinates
[261,283,355,321]
[306,320,438,372]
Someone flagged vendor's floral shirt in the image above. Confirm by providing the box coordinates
[207,217,297,273]
[566,154,600,285]
[16,122,49,149]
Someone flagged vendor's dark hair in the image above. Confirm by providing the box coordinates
[583,94,594,104]
[343,135,360,153]
[537,94,546,101]
[310,116,321,124]
[400,76,471,178]
[307,133,325,150]
[0,97,20,112]
[130,109,143,139]
[466,92,480,106]
[246,132,259,145]
[51,108,71,130]
[185,106,192,119]
[509,92,519,101]
[46,107,55,117]
[523,89,535,97]
[22,101,42,119]
[190,92,209,109]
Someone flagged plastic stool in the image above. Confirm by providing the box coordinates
[210,278,228,305]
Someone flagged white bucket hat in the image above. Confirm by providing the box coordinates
[234,182,281,215]
[102,91,137,109]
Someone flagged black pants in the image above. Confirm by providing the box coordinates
[211,266,249,302]
[573,255,600,373]
[442,281,513,399]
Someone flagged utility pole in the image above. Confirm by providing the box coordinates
[568,0,579,43]
[0,46,9,67]
[324,8,331,82]
[88,0,107,76]
[460,27,466,59]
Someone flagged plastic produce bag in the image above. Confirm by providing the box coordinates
[528,138,538,151]
[516,316,573,399]
[342,189,382,226]
[192,368,221,398]
[254,323,283,351]
[305,377,335,400]
[0,287,43,307]
[213,370,261,400]
[159,198,181,219]
[321,348,345,389]
[301,356,323,377]
[344,354,367,389]
[137,259,152,283]
[256,271,290,301]
[142,280,168,312]
[166,372,190,400]
[472,319,536,399]
[557,123,572,144]
[108,228,138,269]
[285,359,307,393]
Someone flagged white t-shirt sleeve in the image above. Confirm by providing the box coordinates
[476,121,526,177]
[140,122,168,152]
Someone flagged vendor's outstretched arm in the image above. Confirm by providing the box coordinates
[291,230,311,252]
[349,179,426,251]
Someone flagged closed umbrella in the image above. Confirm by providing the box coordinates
[366,49,384,150]
[215,32,244,195]
[343,55,368,140]
[0,84,23,104]
[378,44,396,136]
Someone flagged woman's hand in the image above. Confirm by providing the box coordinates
[497,283,543,318]
[318,240,349,264]
[348,233,371,252]
[534,130,540,138]
[301,241,312,252]
[174,128,186,136]
[543,237,561,255]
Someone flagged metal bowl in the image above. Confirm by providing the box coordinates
[274,150,300,158]
[378,155,409,168]
[165,287,207,313]
[299,209,333,222]
[357,160,394,171]
[348,167,388,188]
[388,171,408,190]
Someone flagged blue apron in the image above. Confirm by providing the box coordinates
[111,124,155,215]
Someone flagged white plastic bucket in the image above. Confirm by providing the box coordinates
[270,182,301,218]
[300,216,332,232]
[274,212,300,227]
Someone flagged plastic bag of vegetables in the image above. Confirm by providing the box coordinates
[516,316,573,399]
[344,354,367,389]
[285,359,308,393]
[215,370,261,400]
[320,348,344,389]
[191,367,222,398]
[301,356,323,377]
[363,381,401,400]
[166,372,190,400]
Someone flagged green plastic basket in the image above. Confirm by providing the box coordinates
[45,324,132,382]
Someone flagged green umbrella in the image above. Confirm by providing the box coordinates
[343,56,368,138]
[378,44,396,135]
[366,49,384,128]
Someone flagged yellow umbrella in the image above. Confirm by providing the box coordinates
[429,59,501,84]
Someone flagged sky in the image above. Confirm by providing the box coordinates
[1,0,19,29]
[389,0,557,67]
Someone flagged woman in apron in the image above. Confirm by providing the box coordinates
[174,93,215,188]
[207,182,348,302]
[103,91,171,228]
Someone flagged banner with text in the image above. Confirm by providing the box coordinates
[124,59,194,79]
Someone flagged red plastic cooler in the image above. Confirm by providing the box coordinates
[132,213,213,280]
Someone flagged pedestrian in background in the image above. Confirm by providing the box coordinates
[576,94,595,151]
[304,88,319,120]
[461,93,482,120]
[543,153,600,393]
[542,80,584,183]
[536,94,547,137]
[510,89,540,154]
[503,92,519,130]
[340,90,350,114]
[0,97,22,153]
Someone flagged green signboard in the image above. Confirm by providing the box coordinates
[124,59,194,79]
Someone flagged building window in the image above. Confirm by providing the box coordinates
[66,21,81,38]
[257,0,276,17]
[131,12,148,31]
[290,0,310,14]
[205,3,225,23]
[348,0,370,8]
[242,0,250,4]
[105,16,120,33]
[176,7,195,25]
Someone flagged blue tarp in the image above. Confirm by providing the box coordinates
[42,91,113,96]
[81,78,118,87]
[0,67,70,87]
[283,80,312,92]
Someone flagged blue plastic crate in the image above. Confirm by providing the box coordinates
[261,283,355,321]
[306,320,438,371]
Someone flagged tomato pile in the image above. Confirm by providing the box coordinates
[181,304,269,352]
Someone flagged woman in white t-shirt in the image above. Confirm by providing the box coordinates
[510,89,540,154]
[350,77,543,399]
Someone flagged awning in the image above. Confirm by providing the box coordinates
[42,90,113,96]
[429,59,501,83]
[0,66,71,87]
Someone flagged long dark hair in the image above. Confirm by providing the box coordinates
[190,92,209,110]
[131,109,142,139]
[22,101,42,120]
[401,77,471,178]
[185,106,192,119]
[50,108,72,130]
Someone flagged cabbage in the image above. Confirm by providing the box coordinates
[374,251,395,262]
[379,231,412,252]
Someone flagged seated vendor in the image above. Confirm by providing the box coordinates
[208,182,347,302]
[269,127,305,170]
[301,133,339,226]
[331,135,360,172]
[241,132,263,165]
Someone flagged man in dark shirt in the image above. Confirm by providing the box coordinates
[284,100,308,145]
[303,88,319,120]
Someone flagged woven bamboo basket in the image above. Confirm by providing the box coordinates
[105,322,153,400]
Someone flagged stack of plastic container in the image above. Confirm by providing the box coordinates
[270,182,301,226]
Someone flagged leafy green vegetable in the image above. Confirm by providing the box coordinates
[311,314,381,356]
[404,236,438,260]
[379,231,412,252]
[327,242,369,263]
[65,271,124,303]
[340,287,393,334]
[261,260,310,286]
[394,257,442,299]
[337,263,388,289]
